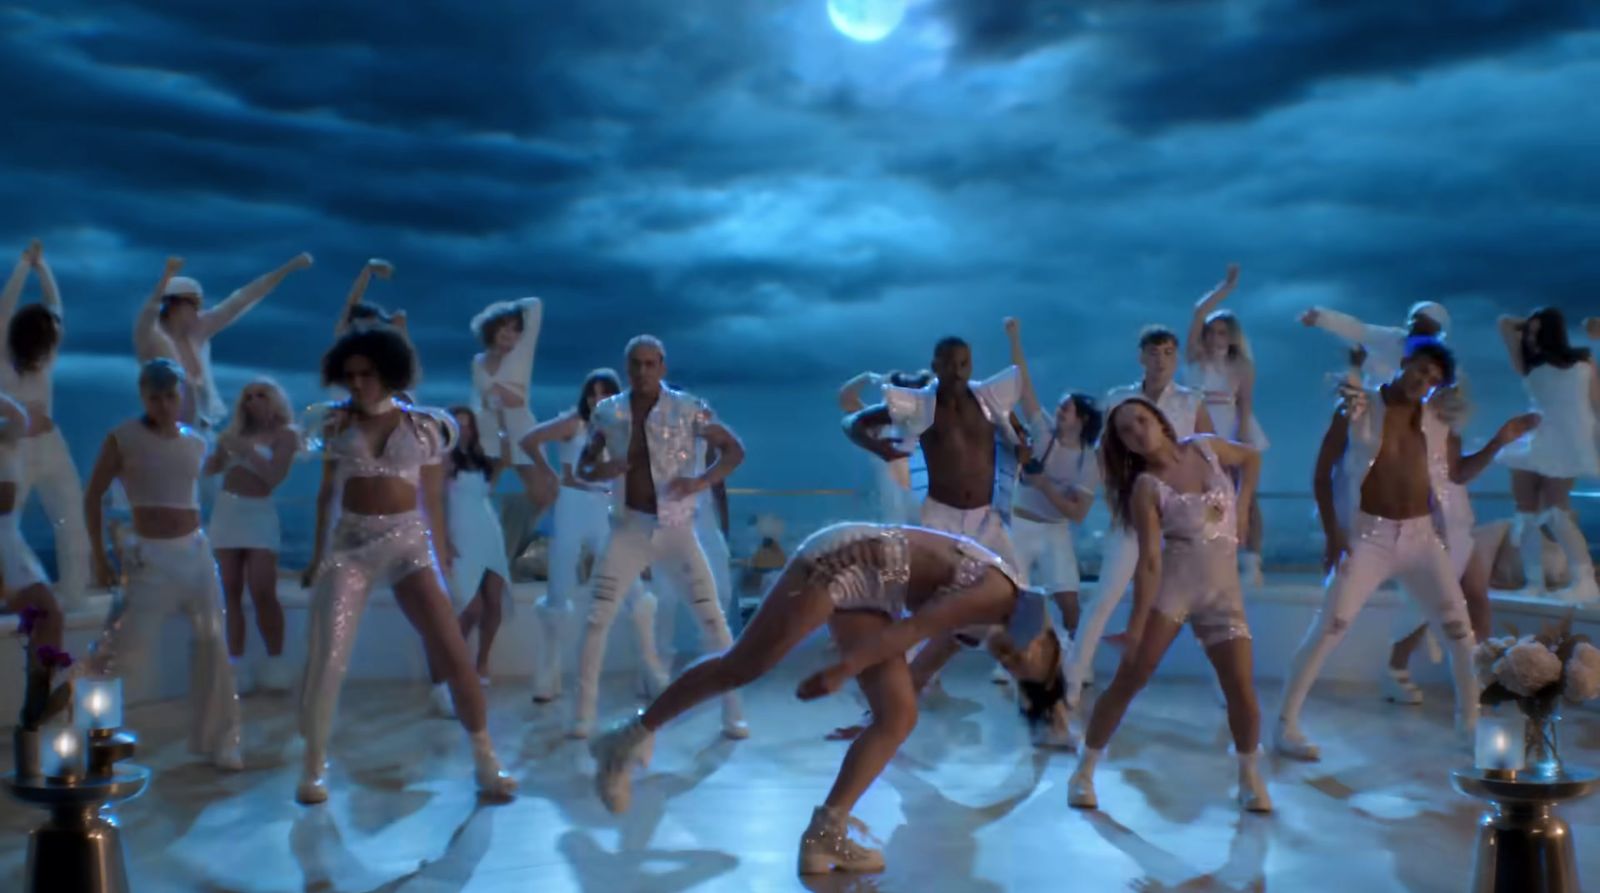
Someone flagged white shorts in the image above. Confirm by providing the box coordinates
[0,517,48,593]
[1011,515,1080,592]
[207,492,281,552]
[479,405,538,465]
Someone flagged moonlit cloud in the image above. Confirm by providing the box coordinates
[3,0,1597,497]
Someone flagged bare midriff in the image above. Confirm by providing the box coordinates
[922,388,997,511]
[341,476,419,516]
[131,507,201,540]
[1359,398,1433,521]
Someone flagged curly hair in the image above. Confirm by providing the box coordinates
[469,301,527,347]
[321,325,417,392]
[1403,336,1457,387]
[576,368,622,422]
[1100,397,1178,530]
[7,304,62,374]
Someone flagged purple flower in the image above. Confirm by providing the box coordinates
[17,605,44,638]
[35,646,73,671]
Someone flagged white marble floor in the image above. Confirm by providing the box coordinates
[4,649,1597,892]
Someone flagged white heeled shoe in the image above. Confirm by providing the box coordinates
[1067,769,1098,809]
[1381,667,1424,705]
[590,715,655,814]
[797,806,886,874]
[1272,719,1321,762]
[1237,750,1273,813]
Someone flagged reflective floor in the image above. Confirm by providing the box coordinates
[4,649,1597,892]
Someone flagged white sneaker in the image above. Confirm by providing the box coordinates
[1272,719,1321,762]
[1381,668,1424,706]
[1237,751,1273,813]
[797,806,885,874]
[429,683,456,718]
[590,716,655,814]
[1067,768,1098,809]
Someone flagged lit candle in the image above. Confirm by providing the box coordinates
[77,678,124,730]
[1475,713,1526,775]
[44,725,85,780]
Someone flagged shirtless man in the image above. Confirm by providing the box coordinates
[841,325,1076,746]
[571,335,747,739]
[1276,339,1483,759]
[134,253,314,432]
[1068,324,1214,705]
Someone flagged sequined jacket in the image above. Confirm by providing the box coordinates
[590,386,717,527]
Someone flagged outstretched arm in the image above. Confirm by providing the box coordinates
[32,242,61,315]
[1004,316,1045,423]
[134,256,186,361]
[0,242,34,336]
[336,258,394,336]
[1450,412,1539,485]
[1496,314,1528,377]
[201,252,313,338]
[837,371,879,414]
[843,404,910,461]
[1185,264,1240,364]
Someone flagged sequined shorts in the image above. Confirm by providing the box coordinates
[795,523,911,616]
[327,510,439,589]
[1152,544,1251,648]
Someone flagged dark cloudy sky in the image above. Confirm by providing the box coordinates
[4,0,1599,506]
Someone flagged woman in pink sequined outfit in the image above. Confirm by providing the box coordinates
[588,522,1060,875]
[1066,397,1272,814]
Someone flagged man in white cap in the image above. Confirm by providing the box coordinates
[1299,300,1450,382]
[133,253,313,432]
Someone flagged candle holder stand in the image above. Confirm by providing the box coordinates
[1451,768,1596,893]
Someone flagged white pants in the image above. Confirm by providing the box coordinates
[918,498,1022,575]
[1011,515,1080,592]
[1390,514,1474,645]
[89,531,241,757]
[1279,513,1478,730]
[659,508,736,652]
[16,428,90,608]
[1069,525,1138,693]
[575,510,738,729]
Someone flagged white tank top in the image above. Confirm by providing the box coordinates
[1523,363,1596,431]
[112,418,206,509]
[557,417,588,471]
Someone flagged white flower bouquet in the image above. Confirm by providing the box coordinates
[1476,612,1594,777]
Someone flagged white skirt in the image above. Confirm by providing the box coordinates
[447,492,513,610]
[207,491,281,552]
[1498,421,1600,479]
[0,516,48,592]
[477,405,538,465]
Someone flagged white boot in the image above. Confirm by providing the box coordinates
[429,682,456,718]
[1236,748,1272,813]
[629,592,672,700]
[532,601,569,703]
[1272,717,1321,761]
[797,805,886,874]
[1380,666,1424,705]
[1239,551,1265,589]
[1515,512,1547,595]
[256,656,297,697]
[1543,508,1599,603]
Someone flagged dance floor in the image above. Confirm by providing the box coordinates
[3,648,1597,892]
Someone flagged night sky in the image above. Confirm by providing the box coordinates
[4,0,1598,508]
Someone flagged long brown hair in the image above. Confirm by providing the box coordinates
[448,405,493,480]
[1099,397,1178,530]
[575,368,622,422]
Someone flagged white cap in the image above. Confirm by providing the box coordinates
[1410,301,1449,334]
[165,276,203,299]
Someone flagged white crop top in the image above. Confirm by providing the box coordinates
[112,419,206,509]
[314,401,457,488]
[471,298,542,410]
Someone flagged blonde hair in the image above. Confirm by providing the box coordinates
[221,377,295,439]
[1202,309,1254,364]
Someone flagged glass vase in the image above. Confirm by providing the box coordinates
[1522,706,1562,780]
[12,727,42,783]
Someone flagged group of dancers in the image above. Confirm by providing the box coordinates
[3,241,1599,875]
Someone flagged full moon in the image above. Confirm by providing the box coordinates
[827,0,909,43]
